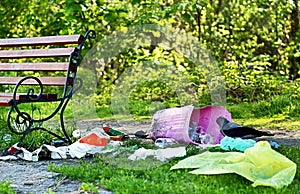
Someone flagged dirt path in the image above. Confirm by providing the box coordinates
[76,120,300,146]
[0,120,299,193]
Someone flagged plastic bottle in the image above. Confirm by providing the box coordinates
[3,134,11,143]
[191,133,201,143]
[199,133,215,144]
[102,124,126,141]
[188,121,198,139]
[154,138,178,148]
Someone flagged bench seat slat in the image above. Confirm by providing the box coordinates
[0,93,58,106]
[0,62,70,71]
[0,77,72,86]
[0,35,83,47]
[0,48,76,59]
[0,98,12,106]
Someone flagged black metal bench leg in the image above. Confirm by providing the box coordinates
[7,103,73,146]
[59,98,73,144]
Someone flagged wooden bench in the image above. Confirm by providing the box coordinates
[0,30,96,145]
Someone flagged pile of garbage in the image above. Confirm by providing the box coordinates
[0,105,297,189]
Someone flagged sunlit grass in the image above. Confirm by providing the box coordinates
[49,145,300,194]
[235,117,300,131]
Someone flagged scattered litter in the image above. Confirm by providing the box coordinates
[68,131,109,158]
[109,140,123,146]
[103,124,128,141]
[150,105,232,145]
[90,127,111,138]
[217,117,274,139]
[171,141,297,189]
[72,129,81,139]
[269,141,279,149]
[109,136,123,141]
[2,134,12,142]
[0,155,17,161]
[135,130,148,138]
[79,132,108,146]
[69,141,105,158]
[103,124,125,136]
[191,133,215,145]
[1,143,68,161]
[0,131,110,161]
[128,147,186,162]
[51,139,68,147]
[154,138,178,148]
[220,136,256,152]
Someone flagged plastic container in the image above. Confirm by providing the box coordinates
[150,105,232,145]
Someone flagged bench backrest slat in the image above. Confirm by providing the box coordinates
[0,35,84,47]
[0,32,93,94]
[0,77,72,86]
[0,62,69,71]
[0,48,76,59]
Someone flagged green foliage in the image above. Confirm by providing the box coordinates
[123,138,156,150]
[185,144,203,157]
[0,116,19,151]
[49,146,300,194]
[2,0,299,108]
[227,95,300,119]
[0,181,14,194]
[1,1,300,128]
[79,182,99,194]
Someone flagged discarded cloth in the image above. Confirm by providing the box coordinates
[220,136,256,152]
[171,141,297,188]
[217,117,274,139]
[128,147,186,162]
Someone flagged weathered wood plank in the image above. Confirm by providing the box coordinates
[0,77,72,86]
[0,48,76,59]
[0,35,83,47]
[0,62,70,71]
[0,93,58,106]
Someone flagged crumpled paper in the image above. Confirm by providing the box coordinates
[171,141,297,188]
[128,147,186,162]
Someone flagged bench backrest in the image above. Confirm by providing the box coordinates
[0,34,85,88]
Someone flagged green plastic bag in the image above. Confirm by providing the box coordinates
[171,141,297,188]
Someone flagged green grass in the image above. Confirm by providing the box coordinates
[1,94,300,152]
[227,95,300,120]
[49,145,300,194]
[0,181,14,194]
[235,117,300,130]
[0,94,299,193]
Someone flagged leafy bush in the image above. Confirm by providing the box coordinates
[0,181,14,194]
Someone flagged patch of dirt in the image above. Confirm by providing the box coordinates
[1,120,299,193]
[76,120,300,147]
[255,128,300,147]
[0,158,113,194]
[0,160,82,194]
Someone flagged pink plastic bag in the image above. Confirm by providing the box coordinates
[150,105,232,144]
